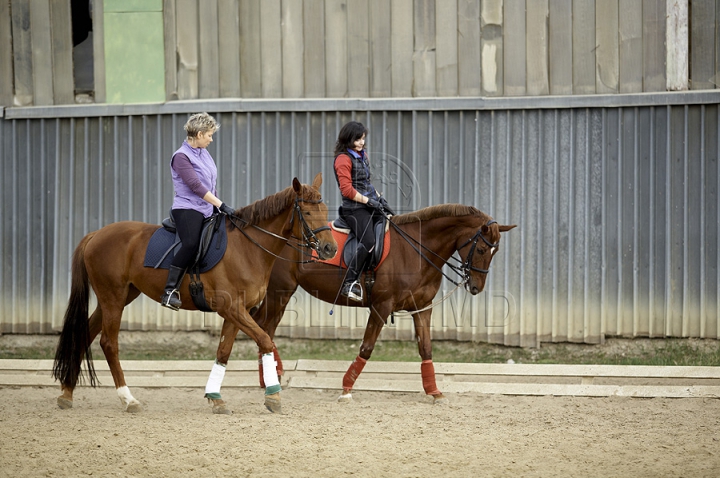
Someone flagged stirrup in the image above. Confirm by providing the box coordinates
[342,280,363,302]
[160,289,181,311]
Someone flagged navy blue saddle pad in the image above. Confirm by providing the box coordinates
[143,216,227,273]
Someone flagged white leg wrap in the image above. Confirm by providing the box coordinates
[204,361,226,396]
[262,353,280,391]
[116,386,139,408]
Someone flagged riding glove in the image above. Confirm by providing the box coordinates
[219,203,235,216]
[366,198,381,210]
[379,196,396,215]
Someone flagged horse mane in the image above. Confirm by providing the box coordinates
[230,186,297,229]
[391,204,484,225]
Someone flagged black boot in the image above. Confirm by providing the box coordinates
[341,244,369,302]
[340,280,363,302]
[160,265,185,311]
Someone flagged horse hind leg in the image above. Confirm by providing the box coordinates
[99,291,142,413]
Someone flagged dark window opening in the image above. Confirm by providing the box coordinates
[72,0,94,102]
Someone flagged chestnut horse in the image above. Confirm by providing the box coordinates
[52,173,336,414]
[210,204,516,407]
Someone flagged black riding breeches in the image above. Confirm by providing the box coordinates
[341,206,381,252]
[170,208,205,269]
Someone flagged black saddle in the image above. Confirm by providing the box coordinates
[160,211,224,268]
[332,215,388,271]
[143,212,227,273]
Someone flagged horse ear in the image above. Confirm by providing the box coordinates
[292,177,301,194]
[312,172,322,189]
[499,224,517,232]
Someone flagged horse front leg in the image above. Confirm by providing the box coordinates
[338,303,390,403]
[413,309,448,405]
[251,286,296,388]
[203,320,241,415]
[212,305,282,414]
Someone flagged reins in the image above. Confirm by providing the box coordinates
[226,196,329,263]
[387,217,499,317]
[381,209,499,289]
[365,209,499,318]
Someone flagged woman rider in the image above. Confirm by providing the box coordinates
[160,112,235,310]
[333,121,393,301]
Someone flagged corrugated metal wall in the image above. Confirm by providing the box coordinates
[1,92,719,345]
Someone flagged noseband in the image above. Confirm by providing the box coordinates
[457,219,498,285]
[290,196,330,253]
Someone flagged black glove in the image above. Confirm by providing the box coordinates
[219,202,235,216]
[379,196,396,215]
[366,198,381,210]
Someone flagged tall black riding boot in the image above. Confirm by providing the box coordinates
[160,265,185,311]
[341,244,370,302]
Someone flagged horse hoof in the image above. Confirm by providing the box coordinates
[337,393,353,403]
[212,400,232,415]
[126,402,143,413]
[264,393,281,413]
[432,394,449,405]
[57,397,73,410]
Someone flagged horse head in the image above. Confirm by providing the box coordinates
[291,173,338,261]
[457,219,516,295]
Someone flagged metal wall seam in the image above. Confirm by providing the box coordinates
[717,105,720,340]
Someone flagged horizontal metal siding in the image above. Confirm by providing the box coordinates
[1,97,718,344]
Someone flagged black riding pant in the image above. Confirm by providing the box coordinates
[340,206,382,282]
[170,208,205,269]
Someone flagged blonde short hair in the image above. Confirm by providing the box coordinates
[184,112,220,139]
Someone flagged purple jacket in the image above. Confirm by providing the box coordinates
[171,141,217,217]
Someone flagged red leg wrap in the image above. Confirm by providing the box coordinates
[273,345,284,376]
[421,360,442,396]
[342,356,367,393]
[258,351,265,388]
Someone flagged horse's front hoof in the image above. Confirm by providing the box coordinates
[57,396,73,410]
[432,393,449,405]
[264,393,281,413]
[212,399,232,415]
[126,402,143,413]
[337,393,353,403]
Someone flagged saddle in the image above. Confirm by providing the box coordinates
[331,215,389,271]
[143,212,228,312]
[144,212,227,272]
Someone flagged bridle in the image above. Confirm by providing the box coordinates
[288,196,331,253]
[386,216,499,290]
[227,195,330,261]
[456,219,499,284]
[384,216,501,317]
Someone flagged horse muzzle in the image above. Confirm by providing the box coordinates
[317,241,338,261]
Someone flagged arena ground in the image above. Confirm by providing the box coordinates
[1,385,718,477]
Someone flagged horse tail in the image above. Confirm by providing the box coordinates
[52,232,98,388]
